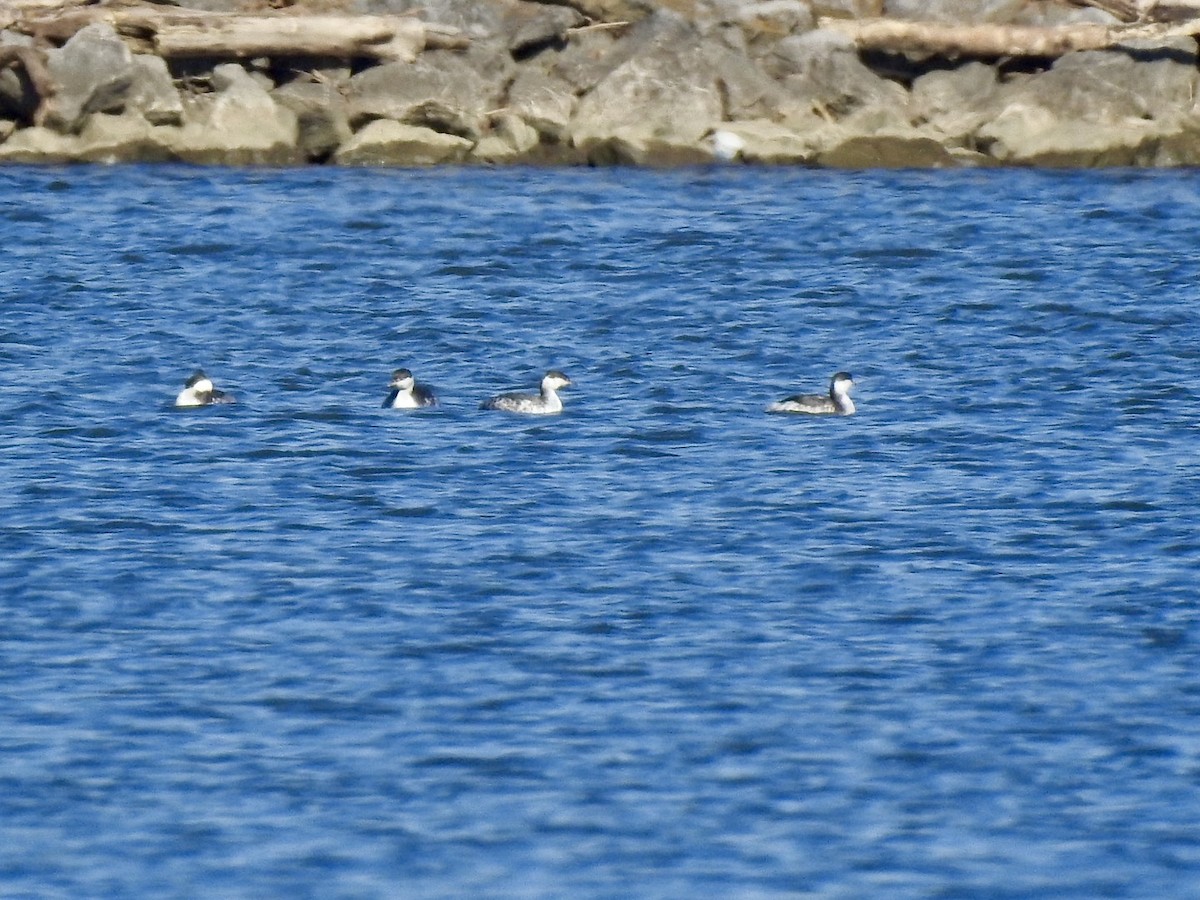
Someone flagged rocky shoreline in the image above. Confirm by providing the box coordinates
[3,0,1200,167]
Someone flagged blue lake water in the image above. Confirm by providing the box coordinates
[2,164,1199,897]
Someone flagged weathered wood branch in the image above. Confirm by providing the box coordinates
[0,43,55,124]
[12,10,467,62]
[818,15,1200,57]
[421,23,472,51]
[150,15,429,62]
[1068,0,1143,22]
[566,20,631,37]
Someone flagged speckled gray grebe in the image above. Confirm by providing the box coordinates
[481,370,571,415]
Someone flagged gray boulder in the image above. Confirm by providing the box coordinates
[1012,1,1120,25]
[975,103,1165,165]
[506,4,585,58]
[1021,43,1200,123]
[548,29,628,94]
[0,113,173,164]
[909,61,998,145]
[550,13,690,94]
[811,0,885,19]
[583,128,715,166]
[43,23,135,134]
[471,113,540,162]
[0,126,78,163]
[724,1,815,63]
[163,64,300,165]
[568,24,728,153]
[127,55,183,126]
[816,132,961,167]
[273,78,352,162]
[710,42,805,122]
[974,41,1200,164]
[334,119,474,165]
[506,68,577,142]
[76,112,175,163]
[354,0,509,36]
[769,29,908,121]
[557,15,826,157]
[731,0,816,36]
[1148,121,1200,166]
[883,0,1025,24]
[345,51,502,139]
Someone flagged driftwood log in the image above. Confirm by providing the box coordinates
[0,43,55,125]
[819,15,1200,57]
[150,16,434,62]
[8,9,468,62]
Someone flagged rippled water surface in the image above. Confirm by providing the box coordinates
[2,165,1199,897]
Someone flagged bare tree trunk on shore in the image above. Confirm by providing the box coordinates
[150,16,429,62]
[819,15,1200,57]
[8,9,467,62]
[0,44,55,125]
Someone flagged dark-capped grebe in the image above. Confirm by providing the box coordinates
[175,369,234,407]
[382,368,437,409]
[767,371,855,415]
[481,370,571,415]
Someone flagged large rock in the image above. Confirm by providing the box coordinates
[333,119,473,165]
[729,0,816,43]
[471,113,540,162]
[345,51,501,139]
[811,0,883,19]
[1008,42,1200,123]
[163,64,299,165]
[76,113,175,163]
[816,131,961,167]
[1012,1,1120,25]
[43,23,135,133]
[908,61,998,145]
[127,54,184,126]
[976,102,1163,165]
[505,3,585,59]
[550,13,690,94]
[1148,120,1200,166]
[708,41,803,122]
[0,125,79,163]
[0,113,173,163]
[568,21,727,153]
[505,68,577,142]
[354,0,510,35]
[886,0,1108,26]
[883,0,1025,24]
[273,77,352,162]
[768,29,908,121]
[583,127,714,165]
[974,41,1200,165]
